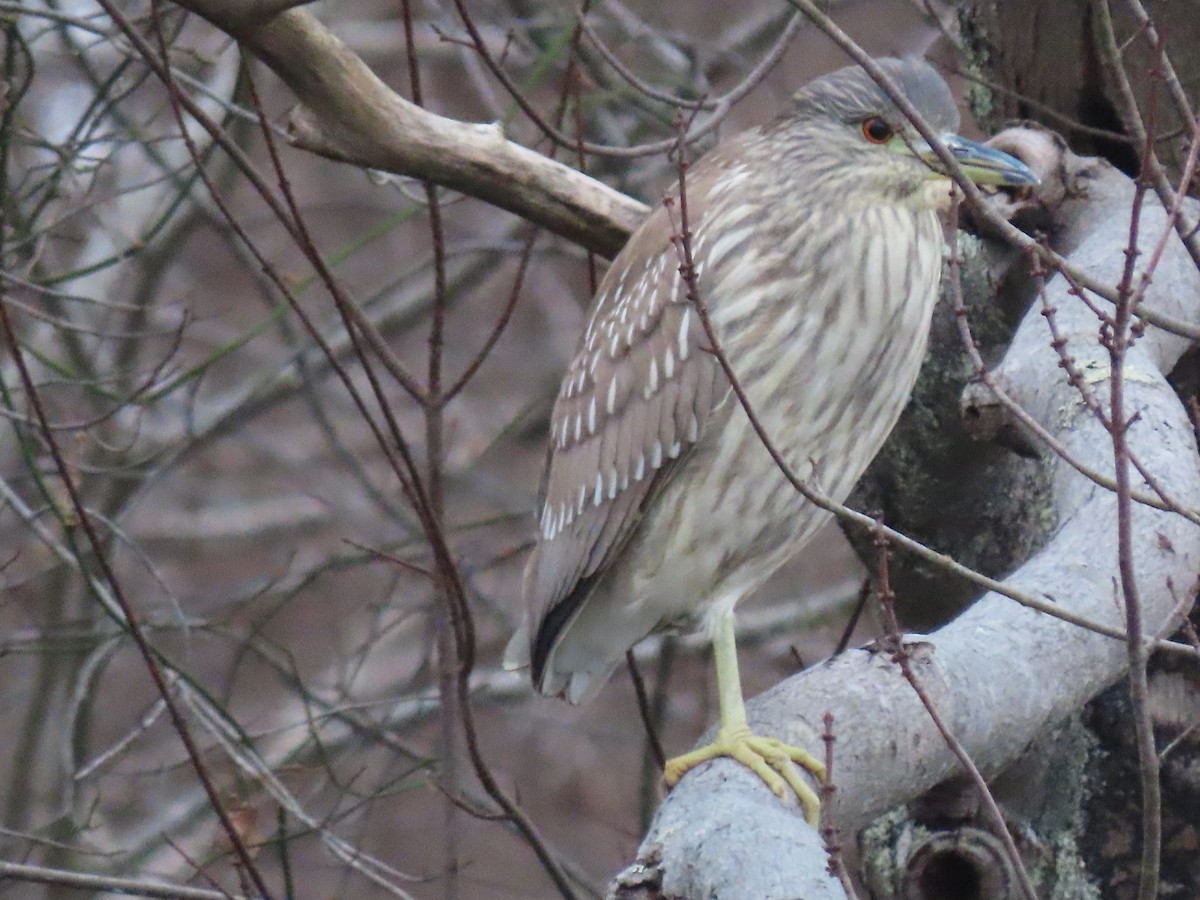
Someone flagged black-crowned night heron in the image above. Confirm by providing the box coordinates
[506,57,1036,822]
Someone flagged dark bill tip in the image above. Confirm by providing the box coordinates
[911,133,1040,187]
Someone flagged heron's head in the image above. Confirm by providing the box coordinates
[776,57,1037,208]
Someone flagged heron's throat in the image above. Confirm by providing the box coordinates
[920,175,956,213]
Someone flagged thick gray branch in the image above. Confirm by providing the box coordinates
[611,140,1200,898]
[170,1,648,258]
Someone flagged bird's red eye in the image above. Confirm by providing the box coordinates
[862,117,893,144]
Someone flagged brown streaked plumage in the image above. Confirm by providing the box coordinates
[505,56,1037,818]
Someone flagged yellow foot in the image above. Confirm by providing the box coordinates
[663,724,826,824]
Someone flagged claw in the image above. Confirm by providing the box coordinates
[664,724,825,824]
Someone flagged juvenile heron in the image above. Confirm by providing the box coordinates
[506,57,1035,822]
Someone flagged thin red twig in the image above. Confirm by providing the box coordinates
[819,713,859,899]
[872,523,1039,900]
[1107,70,1162,898]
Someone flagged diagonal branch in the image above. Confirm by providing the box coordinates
[170,1,647,257]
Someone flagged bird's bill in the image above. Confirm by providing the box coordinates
[900,133,1039,187]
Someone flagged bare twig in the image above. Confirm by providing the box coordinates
[576,11,801,116]
[948,197,1200,526]
[0,859,247,900]
[1107,90,1162,900]
[1091,0,1200,274]
[1119,0,1196,128]
[873,524,1038,900]
[448,0,731,160]
[819,713,859,899]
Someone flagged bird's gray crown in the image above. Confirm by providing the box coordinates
[790,56,960,135]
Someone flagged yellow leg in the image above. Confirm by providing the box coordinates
[663,610,826,824]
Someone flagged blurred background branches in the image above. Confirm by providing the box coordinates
[2,1,1198,898]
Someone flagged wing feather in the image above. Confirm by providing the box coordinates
[521,193,731,685]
